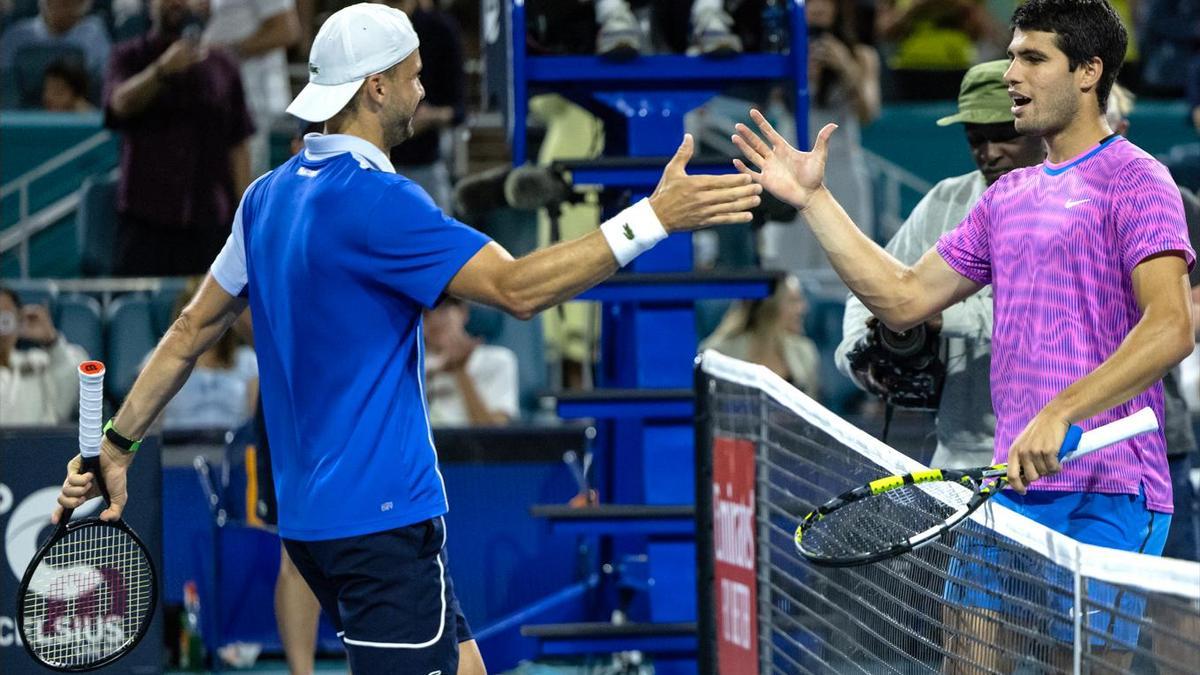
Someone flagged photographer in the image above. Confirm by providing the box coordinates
[834,60,1043,468]
[0,287,90,427]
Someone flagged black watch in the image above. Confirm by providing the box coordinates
[103,419,142,454]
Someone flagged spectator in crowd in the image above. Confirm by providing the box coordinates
[202,0,301,176]
[104,0,254,276]
[836,60,1044,469]
[151,277,257,431]
[1135,0,1198,98]
[423,298,519,426]
[0,0,111,80]
[41,58,93,111]
[876,0,1002,100]
[0,287,89,427]
[702,274,821,398]
[386,0,465,209]
[760,0,877,295]
[595,0,742,57]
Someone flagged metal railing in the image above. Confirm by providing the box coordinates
[1,276,187,312]
[1,130,116,277]
[863,148,934,241]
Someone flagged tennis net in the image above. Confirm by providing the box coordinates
[695,350,1200,675]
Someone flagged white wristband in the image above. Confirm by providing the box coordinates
[600,198,669,267]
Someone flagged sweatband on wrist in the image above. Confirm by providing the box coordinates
[599,198,669,267]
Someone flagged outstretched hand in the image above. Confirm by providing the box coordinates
[732,109,838,211]
[647,134,762,232]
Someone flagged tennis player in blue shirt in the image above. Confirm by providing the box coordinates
[53,3,761,672]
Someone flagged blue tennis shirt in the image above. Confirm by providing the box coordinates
[212,133,491,540]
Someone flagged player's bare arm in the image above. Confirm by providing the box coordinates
[55,273,248,520]
[732,108,981,330]
[447,134,762,319]
[1006,253,1194,493]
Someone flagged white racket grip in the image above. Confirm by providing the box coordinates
[78,361,106,459]
[1062,407,1159,464]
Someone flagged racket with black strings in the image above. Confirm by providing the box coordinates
[16,361,158,671]
[795,407,1160,567]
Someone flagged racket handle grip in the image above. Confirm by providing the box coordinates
[1060,407,1160,463]
[1056,425,1084,460]
[80,453,112,507]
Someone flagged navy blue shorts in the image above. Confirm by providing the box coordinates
[282,516,472,674]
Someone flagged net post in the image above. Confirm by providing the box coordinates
[693,354,718,675]
[1073,547,1084,674]
[756,387,772,675]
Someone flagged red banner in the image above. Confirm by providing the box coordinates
[712,436,758,673]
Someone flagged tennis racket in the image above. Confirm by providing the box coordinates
[16,361,158,671]
[794,407,1159,567]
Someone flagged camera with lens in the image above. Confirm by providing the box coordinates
[846,317,946,410]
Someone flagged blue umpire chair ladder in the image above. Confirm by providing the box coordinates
[497,2,809,672]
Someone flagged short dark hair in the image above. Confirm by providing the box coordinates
[1011,0,1127,111]
[43,58,90,99]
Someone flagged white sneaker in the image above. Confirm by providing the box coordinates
[689,8,743,57]
[596,4,644,59]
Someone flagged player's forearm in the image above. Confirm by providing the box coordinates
[802,188,925,330]
[234,12,300,58]
[109,64,165,119]
[495,231,618,320]
[1045,310,1194,426]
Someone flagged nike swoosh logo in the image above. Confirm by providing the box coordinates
[1065,198,1091,209]
[622,223,635,240]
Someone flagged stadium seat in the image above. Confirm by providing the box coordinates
[13,44,86,109]
[104,294,158,402]
[150,277,189,335]
[466,304,545,417]
[7,278,57,310]
[77,173,119,277]
[55,293,103,361]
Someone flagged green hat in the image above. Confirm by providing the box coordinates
[936,60,1014,127]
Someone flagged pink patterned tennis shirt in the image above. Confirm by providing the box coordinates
[936,136,1194,513]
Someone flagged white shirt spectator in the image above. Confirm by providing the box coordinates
[0,337,89,426]
[204,0,295,173]
[424,345,518,426]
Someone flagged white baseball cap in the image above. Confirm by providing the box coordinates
[286,3,420,123]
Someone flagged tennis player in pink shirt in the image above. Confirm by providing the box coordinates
[732,0,1192,668]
